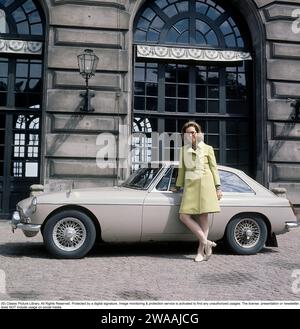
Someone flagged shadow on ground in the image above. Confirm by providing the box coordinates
[0,240,279,260]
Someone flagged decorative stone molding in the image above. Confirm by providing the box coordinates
[136,45,252,62]
[0,39,43,55]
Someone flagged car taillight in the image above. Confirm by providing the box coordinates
[289,201,297,217]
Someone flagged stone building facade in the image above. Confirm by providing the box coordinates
[0,0,299,217]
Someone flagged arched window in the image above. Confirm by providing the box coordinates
[134,0,248,49]
[0,0,45,216]
[132,0,254,175]
[0,0,44,37]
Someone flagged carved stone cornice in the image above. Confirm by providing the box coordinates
[137,45,252,62]
[0,39,43,55]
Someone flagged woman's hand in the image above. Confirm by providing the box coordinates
[170,187,180,193]
[216,189,223,200]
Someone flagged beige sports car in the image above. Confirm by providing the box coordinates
[11,162,298,259]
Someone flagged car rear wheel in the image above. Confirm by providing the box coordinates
[43,210,96,259]
[225,215,268,255]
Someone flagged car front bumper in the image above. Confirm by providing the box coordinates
[11,210,41,233]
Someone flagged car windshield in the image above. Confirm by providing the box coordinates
[121,166,162,190]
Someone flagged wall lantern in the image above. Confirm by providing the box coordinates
[77,49,99,112]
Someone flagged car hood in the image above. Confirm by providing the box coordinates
[35,186,148,205]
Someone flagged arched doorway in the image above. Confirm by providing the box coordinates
[132,0,254,175]
[0,0,45,217]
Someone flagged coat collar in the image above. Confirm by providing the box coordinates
[185,141,205,153]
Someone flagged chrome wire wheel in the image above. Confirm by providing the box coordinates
[52,217,87,251]
[234,218,261,249]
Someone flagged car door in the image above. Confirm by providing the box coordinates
[142,166,212,241]
[210,169,256,240]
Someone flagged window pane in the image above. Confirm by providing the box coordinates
[134,82,145,95]
[196,70,207,84]
[178,85,189,98]
[207,7,221,20]
[12,8,26,22]
[146,97,157,111]
[205,30,218,46]
[23,0,36,14]
[17,21,30,34]
[165,98,176,112]
[146,66,158,82]
[25,162,38,177]
[165,84,176,97]
[165,65,177,83]
[176,1,189,13]
[207,101,219,113]
[208,86,219,98]
[147,29,160,42]
[0,78,7,91]
[219,170,253,193]
[30,63,42,78]
[177,66,189,83]
[165,119,177,133]
[134,97,145,111]
[134,67,145,82]
[146,83,158,96]
[164,5,178,18]
[207,121,219,134]
[196,86,206,98]
[16,62,29,77]
[178,99,188,112]
[0,60,8,76]
[156,168,171,191]
[196,100,206,113]
[207,135,219,148]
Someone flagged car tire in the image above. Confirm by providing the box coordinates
[225,215,268,255]
[43,210,96,259]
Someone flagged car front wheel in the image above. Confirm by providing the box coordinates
[225,215,268,255]
[43,210,96,259]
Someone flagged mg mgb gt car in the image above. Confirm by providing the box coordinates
[11,163,298,258]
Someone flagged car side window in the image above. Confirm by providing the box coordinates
[220,170,253,193]
[169,167,178,190]
[156,168,172,191]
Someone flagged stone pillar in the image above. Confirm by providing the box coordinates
[43,1,131,192]
[254,0,300,207]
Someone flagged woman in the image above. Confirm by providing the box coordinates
[173,121,222,262]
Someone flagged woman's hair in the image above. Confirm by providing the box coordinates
[181,121,202,135]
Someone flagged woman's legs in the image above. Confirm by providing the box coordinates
[179,213,207,262]
[197,213,209,239]
[179,213,207,244]
[196,213,217,259]
[195,213,209,260]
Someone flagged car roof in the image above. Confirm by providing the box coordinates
[147,161,244,175]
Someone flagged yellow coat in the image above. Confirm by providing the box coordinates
[175,141,221,215]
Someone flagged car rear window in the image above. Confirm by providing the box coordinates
[220,170,254,193]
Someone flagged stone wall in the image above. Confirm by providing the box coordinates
[42,0,300,206]
[254,0,300,205]
[44,0,131,191]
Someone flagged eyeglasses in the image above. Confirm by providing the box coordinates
[185,131,197,135]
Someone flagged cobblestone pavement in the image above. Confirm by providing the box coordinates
[0,220,300,302]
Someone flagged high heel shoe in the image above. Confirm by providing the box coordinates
[204,240,217,259]
[194,243,206,262]
[194,253,205,262]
